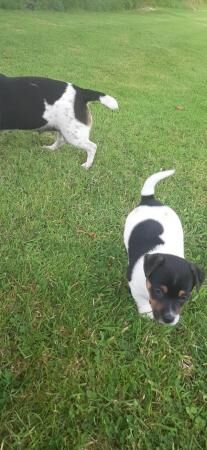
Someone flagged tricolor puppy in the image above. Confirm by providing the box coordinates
[124,170,205,325]
[0,74,118,169]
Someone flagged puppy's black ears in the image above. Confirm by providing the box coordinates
[144,253,165,278]
[190,263,205,292]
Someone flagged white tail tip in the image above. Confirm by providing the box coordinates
[141,169,175,197]
[100,95,119,110]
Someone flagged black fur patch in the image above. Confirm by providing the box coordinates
[145,254,205,323]
[73,86,89,125]
[139,195,163,207]
[149,254,202,295]
[0,75,67,130]
[127,219,164,281]
[73,85,105,124]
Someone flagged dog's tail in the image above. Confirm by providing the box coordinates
[76,86,118,110]
[141,170,175,197]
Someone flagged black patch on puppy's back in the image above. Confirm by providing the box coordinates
[0,76,67,130]
[139,195,163,207]
[127,219,164,281]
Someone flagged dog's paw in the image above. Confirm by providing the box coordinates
[42,144,57,151]
[139,310,154,320]
[81,162,91,170]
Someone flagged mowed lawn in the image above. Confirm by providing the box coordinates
[0,7,207,449]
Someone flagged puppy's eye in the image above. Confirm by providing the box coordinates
[154,288,162,296]
[180,294,188,301]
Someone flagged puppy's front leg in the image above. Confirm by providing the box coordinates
[139,308,154,320]
[43,132,65,151]
[133,294,154,320]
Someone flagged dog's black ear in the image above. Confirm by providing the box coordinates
[190,263,205,292]
[144,254,165,278]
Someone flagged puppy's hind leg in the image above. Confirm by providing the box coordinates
[43,132,65,151]
[81,141,97,169]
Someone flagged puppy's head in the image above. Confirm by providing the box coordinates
[144,253,205,325]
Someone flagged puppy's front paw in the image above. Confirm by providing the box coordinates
[42,144,57,151]
[139,309,154,320]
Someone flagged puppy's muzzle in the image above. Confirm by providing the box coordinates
[162,311,175,324]
[153,309,180,326]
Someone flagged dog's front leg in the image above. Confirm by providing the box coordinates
[43,132,65,151]
[133,294,154,320]
[139,308,154,320]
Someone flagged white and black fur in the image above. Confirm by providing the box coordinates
[124,170,205,325]
[0,74,118,169]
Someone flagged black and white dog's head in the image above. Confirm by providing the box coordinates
[144,253,204,324]
[124,170,205,326]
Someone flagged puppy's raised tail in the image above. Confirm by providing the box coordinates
[141,170,175,197]
[76,86,118,110]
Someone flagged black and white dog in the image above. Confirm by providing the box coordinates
[0,74,118,168]
[124,170,205,325]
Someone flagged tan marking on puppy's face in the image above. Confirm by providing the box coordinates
[160,285,168,293]
[149,297,163,311]
[146,279,151,291]
[178,290,187,297]
[146,279,163,310]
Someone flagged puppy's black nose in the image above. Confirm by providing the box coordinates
[163,313,175,324]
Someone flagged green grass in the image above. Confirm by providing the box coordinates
[1,0,207,11]
[0,8,207,450]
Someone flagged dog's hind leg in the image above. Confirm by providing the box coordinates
[80,141,97,169]
[43,132,65,151]
[61,122,97,169]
